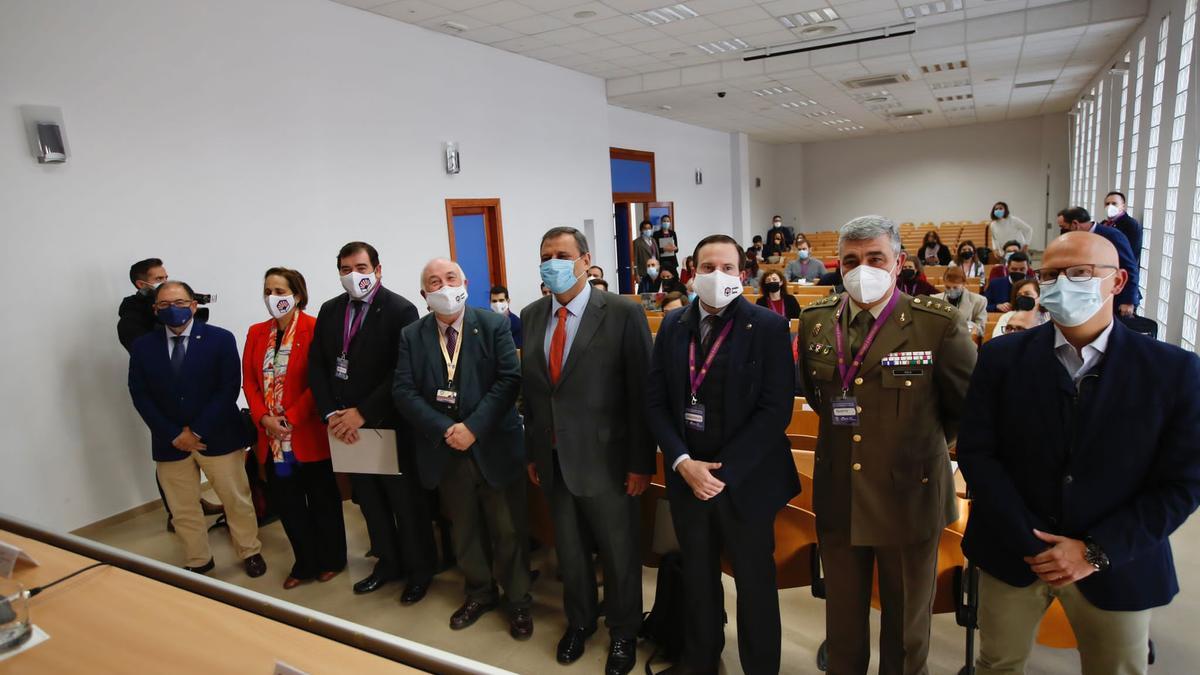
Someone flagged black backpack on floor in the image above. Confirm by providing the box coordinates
[639,551,686,674]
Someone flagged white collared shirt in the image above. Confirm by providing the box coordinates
[165,320,194,358]
[543,281,592,363]
[1053,320,1114,385]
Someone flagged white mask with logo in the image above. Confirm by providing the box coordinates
[341,271,376,299]
[426,284,468,316]
[843,263,895,305]
[490,300,509,314]
[264,294,295,319]
[694,270,743,308]
[1106,204,1122,219]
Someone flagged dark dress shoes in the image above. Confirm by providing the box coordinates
[657,666,717,675]
[353,573,393,594]
[282,576,304,590]
[184,558,214,574]
[605,638,637,675]
[556,625,596,664]
[400,581,430,605]
[317,570,340,583]
[509,607,534,641]
[449,599,498,630]
[243,554,267,578]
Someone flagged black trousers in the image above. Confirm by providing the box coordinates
[264,459,347,579]
[670,491,781,675]
[352,471,436,584]
[546,457,642,640]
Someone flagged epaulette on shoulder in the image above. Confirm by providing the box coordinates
[802,293,841,312]
[911,295,956,319]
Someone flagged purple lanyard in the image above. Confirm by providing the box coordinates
[342,299,370,356]
[833,292,899,393]
[688,318,735,403]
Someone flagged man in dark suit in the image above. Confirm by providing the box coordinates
[394,259,533,640]
[128,281,265,577]
[983,251,1032,312]
[958,231,1200,675]
[489,284,523,349]
[309,241,436,604]
[646,234,800,675]
[1058,206,1140,316]
[1101,191,1143,262]
[521,227,654,675]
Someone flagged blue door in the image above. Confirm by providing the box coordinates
[451,212,491,309]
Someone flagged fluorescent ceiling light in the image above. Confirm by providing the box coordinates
[778,7,839,29]
[696,38,750,54]
[631,3,698,26]
[752,86,794,96]
[780,100,818,108]
[901,0,963,19]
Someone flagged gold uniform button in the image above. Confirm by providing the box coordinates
[852,462,862,471]
[852,434,862,442]
[856,406,863,413]
[905,380,912,387]
[921,477,930,484]
[854,377,864,385]
[913,298,922,305]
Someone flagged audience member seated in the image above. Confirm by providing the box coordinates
[637,258,662,294]
[934,266,987,338]
[756,270,801,320]
[680,255,697,285]
[658,266,687,295]
[748,235,764,261]
[660,290,689,312]
[985,251,1031,312]
[918,230,952,266]
[785,240,825,282]
[950,240,985,278]
[540,282,551,297]
[986,240,1025,283]
[587,265,604,281]
[128,280,266,578]
[489,285,523,348]
[763,231,789,262]
[992,278,1048,338]
[589,278,609,292]
[817,266,843,291]
[243,267,345,590]
[766,214,793,248]
[742,251,760,290]
[898,256,939,297]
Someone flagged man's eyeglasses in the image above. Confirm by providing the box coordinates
[1002,324,1027,334]
[1034,264,1117,285]
[153,300,193,310]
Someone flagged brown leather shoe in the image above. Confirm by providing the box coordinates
[201,499,225,515]
[317,570,340,583]
[282,576,303,590]
[449,599,497,630]
[243,554,267,578]
[509,607,534,641]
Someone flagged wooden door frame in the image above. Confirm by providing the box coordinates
[445,198,507,289]
[610,147,657,203]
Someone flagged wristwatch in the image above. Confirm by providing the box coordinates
[1084,539,1110,572]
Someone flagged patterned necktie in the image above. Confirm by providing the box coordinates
[701,314,722,356]
[445,326,458,359]
[171,335,186,375]
[549,307,568,385]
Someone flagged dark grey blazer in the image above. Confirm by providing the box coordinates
[520,288,655,497]
[392,306,524,490]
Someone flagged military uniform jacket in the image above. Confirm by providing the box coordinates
[797,291,976,546]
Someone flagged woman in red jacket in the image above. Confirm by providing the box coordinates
[243,267,346,589]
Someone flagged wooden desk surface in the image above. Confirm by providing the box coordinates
[0,531,417,675]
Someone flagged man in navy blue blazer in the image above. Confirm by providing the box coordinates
[646,234,800,675]
[128,281,265,577]
[1059,206,1141,316]
[958,232,1200,675]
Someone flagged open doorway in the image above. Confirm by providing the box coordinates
[445,198,506,309]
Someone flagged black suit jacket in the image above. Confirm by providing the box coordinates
[646,297,800,519]
[393,307,524,490]
[755,293,801,320]
[958,321,1200,611]
[309,286,417,438]
[520,287,655,497]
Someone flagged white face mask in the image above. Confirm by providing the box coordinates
[490,300,509,314]
[264,294,295,320]
[425,284,468,316]
[341,271,376,299]
[843,262,896,305]
[1106,204,1122,219]
[694,270,743,308]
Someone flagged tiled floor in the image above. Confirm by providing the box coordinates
[80,499,1200,674]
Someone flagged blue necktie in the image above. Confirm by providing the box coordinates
[171,336,186,375]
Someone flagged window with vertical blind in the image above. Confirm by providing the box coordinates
[1071,107,1083,205]
[1130,37,1148,207]
[1142,16,1170,306]
[1116,50,1132,191]
[1161,0,1195,329]
[1090,80,1104,205]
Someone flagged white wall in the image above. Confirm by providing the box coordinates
[0,0,618,531]
[748,140,778,246]
[607,106,735,266]
[772,115,1069,249]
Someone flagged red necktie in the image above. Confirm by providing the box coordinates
[549,307,568,385]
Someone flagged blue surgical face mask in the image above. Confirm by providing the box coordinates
[993,208,1006,219]
[688,291,698,302]
[642,229,652,239]
[540,258,582,295]
[1038,277,1108,327]
[646,266,659,279]
[798,249,810,260]
[157,305,193,328]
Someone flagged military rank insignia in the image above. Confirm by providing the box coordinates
[882,351,933,367]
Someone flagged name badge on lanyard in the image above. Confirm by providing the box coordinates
[685,318,734,432]
[437,324,463,408]
[338,300,369,381]
[829,293,899,427]
[335,355,350,381]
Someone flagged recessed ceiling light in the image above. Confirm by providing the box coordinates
[801,25,838,35]
[440,21,469,33]
[696,38,750,55]
[669,51,688,57]
[777,7,839,29]
[752,85,794,96]
[659,104,673,110]
[574,10,597,18]
[919,60,968,73]
[631,3,698,26]
[780,100,817,108]
[901,0,963,19]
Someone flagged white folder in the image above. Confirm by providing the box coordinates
[328,428,401,475]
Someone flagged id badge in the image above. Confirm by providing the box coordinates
[831,396,859,427]
[684,403,706,431]
[335,355,350,381]
[436,389,458,406]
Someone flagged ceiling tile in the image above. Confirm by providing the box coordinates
[457,23,524,41]
[573,34,624,50]
[464,1,541,23]
[548,1,622,23]
[372,0,452,22]
[582,14,647,34]
[538,24,600,42]
[430,0,497,11]
[655,17,722,35]
[503,13,572,32]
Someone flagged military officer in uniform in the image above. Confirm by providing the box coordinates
[797,215,976,675]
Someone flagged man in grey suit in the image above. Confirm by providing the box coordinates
[393,258,533,640]
[522,227,655,675]
[634,219,658,281]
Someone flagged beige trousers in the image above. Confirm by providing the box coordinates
[976,570,1152,675]
[156,450,261,567]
